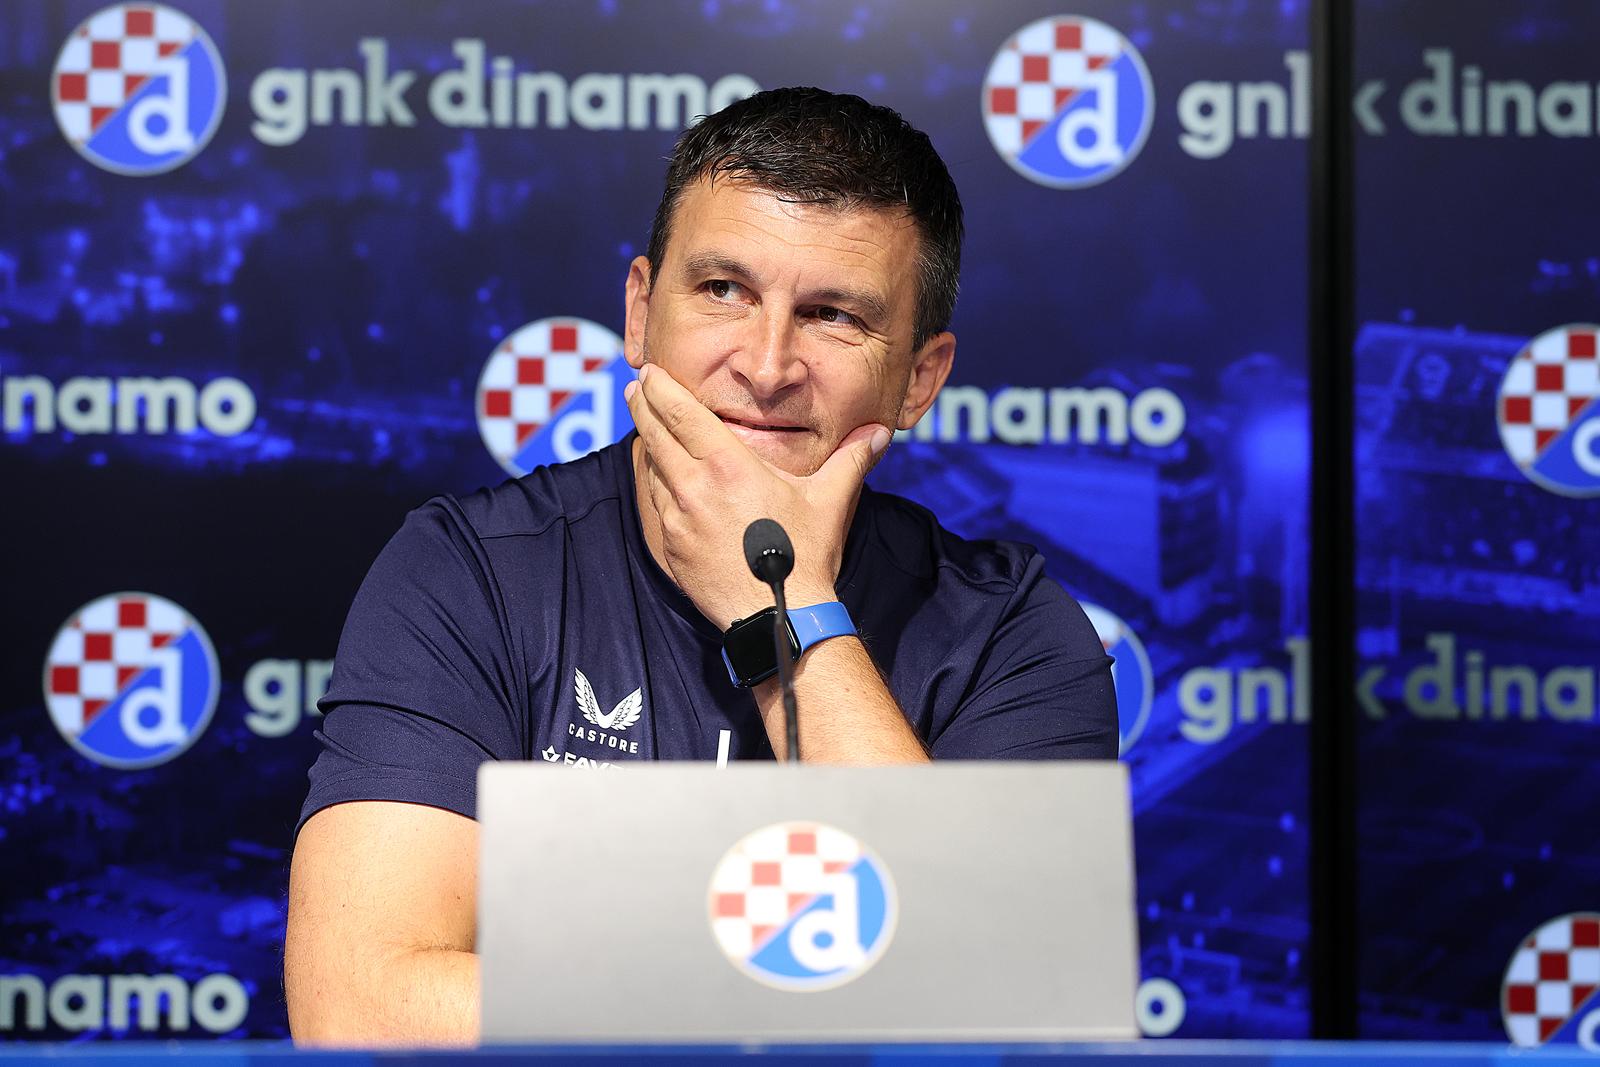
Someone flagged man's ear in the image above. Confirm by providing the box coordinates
[623,255,652,369]
[897,331,956,431]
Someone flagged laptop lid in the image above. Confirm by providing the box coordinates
[479,762,1137,1043]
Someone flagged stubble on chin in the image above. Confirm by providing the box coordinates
[739,434,830,479]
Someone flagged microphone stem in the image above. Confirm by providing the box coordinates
[769,579,800,762]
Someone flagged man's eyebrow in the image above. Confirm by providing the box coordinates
[806,285,890,328]
[679,251,759,284]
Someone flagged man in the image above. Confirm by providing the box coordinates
[284,87,1116,1045]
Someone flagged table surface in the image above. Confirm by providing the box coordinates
[0,1042,1595,1065]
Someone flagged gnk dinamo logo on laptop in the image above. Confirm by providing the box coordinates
[709,822,897,992]
[1496,324,1600,497]
[1501,912,1600,1049]
[981,15,1155,189]
[52,4,226,176]
[477,317,636,477]
[44,592,220,769]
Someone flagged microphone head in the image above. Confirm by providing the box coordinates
[743,518,794,585]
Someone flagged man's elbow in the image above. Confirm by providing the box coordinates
[285,942,480,1048]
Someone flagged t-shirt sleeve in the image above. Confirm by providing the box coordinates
[297,498,523,836]
[929,556,1119,760]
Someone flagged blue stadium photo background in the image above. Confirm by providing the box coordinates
[1,0,1595,1046]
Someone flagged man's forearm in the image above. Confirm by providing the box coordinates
[290,945,478,1047]
[754,636,930,763]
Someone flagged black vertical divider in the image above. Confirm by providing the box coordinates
[1309,0,1359,1040]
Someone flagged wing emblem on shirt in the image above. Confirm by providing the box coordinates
[575,667,644,732]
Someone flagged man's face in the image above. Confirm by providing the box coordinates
[624,177,953,476]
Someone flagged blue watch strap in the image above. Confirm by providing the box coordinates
[789,601,856,655]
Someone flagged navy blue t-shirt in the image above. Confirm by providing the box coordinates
[298,436,1116,832]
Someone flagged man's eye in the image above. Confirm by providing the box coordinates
[706,280,741,300]
[816,306,858,327]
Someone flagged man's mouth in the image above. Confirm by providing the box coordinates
[718,414,808,434]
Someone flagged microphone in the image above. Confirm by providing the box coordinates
[743,519,793,585]
[743,518,800,762]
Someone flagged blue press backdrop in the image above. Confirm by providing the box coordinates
[3,0,1311,1040]
[26,0,1592,1045]
[1351,0,1600,1046]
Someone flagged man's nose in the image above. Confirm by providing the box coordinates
[729,309,806,399]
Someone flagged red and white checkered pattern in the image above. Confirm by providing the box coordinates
[476,317,625,468]
[709,823,863,959]
[45,593,186,733]
[1498,325,1600,466]
[53,5,201,143]
[1502,913,1600,1046]
[983,17,1119,154]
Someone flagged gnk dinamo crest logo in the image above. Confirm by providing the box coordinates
[709,822,897,992]
[1497,324,1600,497]
[44,592,220,769]
[1502,912,1600,1049]
[52,4,226,176]
[981,15,1155,188]
[476,317,636,478]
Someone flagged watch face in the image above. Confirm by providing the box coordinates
[724,609,798,686]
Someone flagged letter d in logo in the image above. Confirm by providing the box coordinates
[119,645,187,748]
[1057,65,1122,169]
[787,870,869,974]
[127,53,197,157]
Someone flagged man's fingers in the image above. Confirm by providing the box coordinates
[624,371,693,476]
[633,363,733,462]
[810,423,891,497]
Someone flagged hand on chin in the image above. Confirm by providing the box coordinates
[625,364,889,628]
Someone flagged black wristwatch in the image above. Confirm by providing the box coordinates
[720,602,857,688]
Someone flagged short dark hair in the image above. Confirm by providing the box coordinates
[646,86,964,352]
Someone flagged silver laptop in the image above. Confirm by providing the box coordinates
[478,762,1138,1043]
